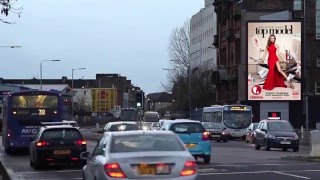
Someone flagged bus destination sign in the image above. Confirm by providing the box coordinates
[228,106,251,111]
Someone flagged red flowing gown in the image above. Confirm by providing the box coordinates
[262,43,287,90]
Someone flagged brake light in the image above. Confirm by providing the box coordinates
[180,161,197,176]
[7,129,12,137]
[104,163,126,178]
[202,131,210,141]
[36,141,49,147]
[75,140,86,146]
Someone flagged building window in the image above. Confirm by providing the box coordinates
[316,81,320,94]
[293,0,302,11]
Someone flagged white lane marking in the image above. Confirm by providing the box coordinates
[273,172,311,179]
[199,169,320,176]
[17,170,82,175]
[199,162,319,168]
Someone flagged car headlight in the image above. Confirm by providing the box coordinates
[294,134,299,140]
[142,126,148,131]
[267,134,276,139]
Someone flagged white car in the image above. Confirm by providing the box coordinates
[81,131,197,180]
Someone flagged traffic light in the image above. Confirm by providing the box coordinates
[136,90,144,108]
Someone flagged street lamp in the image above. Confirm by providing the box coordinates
[0,45,22,48]
[72,67,86,88]
[40,59,60,90]
[71,67,86,118]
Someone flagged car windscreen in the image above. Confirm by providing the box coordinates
[268,122,294,132]
[40,128,83,141]
[110,134,185,153]
[253,123,259,130]
[110,124,139,131]
[170,122,205,133]
[203,123,222,129]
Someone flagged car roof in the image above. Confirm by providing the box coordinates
[108,121,137,125]
[260,120,289,123]
[167,119,201,124]
[42,125,77,130]
[109,130,175,136]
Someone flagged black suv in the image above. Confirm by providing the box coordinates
[254,120,299,152]
[29,125,87,169]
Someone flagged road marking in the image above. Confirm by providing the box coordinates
[17,170,82,175]
[273,172,311,179]
[198,162,318,168]
[199,169,320,176]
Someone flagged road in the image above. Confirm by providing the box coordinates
[0,130,319,180]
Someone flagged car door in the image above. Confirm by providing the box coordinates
[260,122,268,144]
[87,135,108,179]
[255,122,264,144]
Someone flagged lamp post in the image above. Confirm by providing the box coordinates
[0,45,22,48]
[71,67,86,118]
[40,60,60,90]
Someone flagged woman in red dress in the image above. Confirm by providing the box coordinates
[259,34,294,90]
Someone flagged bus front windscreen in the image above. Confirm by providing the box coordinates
[120,109,137,121]
[223,111,251,129]
[202,111,222,123]
[11,95,59,120]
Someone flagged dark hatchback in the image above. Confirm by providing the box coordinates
[255,120,299,152]
[29,125,87,169]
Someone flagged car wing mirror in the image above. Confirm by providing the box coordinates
[80,151,91,160]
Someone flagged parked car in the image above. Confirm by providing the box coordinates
[161,119,211,164]
[150,122,161,130]
[254,120,299,152]
[202,122,229,142]
[29,124,87,169]
[245,123,259,143]
[81,131,197,180]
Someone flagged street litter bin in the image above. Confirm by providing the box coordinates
[310,130,320,156]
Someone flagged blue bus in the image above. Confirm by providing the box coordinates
[2,90,72,153]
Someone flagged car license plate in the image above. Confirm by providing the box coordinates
[138,165,156,175]
[53,149,71,155]
[156,164,170,174]
[212,135,220,137]
[280,141,291,145]
[185,144,196,148]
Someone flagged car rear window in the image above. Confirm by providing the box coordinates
[110,134,185,153]
[41,128,83,141]
[110,124,139,131]
[170,122,205,133]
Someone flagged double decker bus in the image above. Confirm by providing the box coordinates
[2,90,72,153]
[202,105,252,138]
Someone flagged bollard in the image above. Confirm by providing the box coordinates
[310,130,320,156]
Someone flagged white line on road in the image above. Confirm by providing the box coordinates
[17,170,82,175]
[273,172,311,179]
[199,169,320,176]
[199,162,318,168]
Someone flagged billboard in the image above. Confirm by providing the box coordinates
[247,21,302,101]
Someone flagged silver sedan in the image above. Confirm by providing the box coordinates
[81,131,197,180]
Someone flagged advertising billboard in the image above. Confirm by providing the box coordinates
[247,21,302,101]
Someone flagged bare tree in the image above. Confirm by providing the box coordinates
[165,19,216,114]
[73,96,91,114]
[1,0,22,24]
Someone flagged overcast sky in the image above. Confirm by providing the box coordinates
[0,0,203,93]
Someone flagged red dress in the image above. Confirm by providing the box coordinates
[262,43,287,90]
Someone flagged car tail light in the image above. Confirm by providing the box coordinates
[180,161,197,176]
[36,141,49,147]
[104,163,127,178]
[7,129,12,137]
[75,140,86,146]
[202,131,210,141]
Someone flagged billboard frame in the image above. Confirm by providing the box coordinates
[246,20,303,102]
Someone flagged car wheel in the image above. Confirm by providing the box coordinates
[264,141,270,151]
[223,139,228,142]
[255,142,261,150]
[217,139,221,142]
[203,155,211,164]
[29,158,33,167]
[282,148,287,151]
[293,147,299,152]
